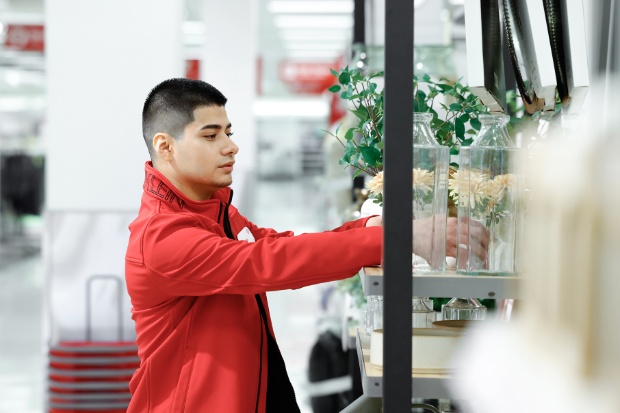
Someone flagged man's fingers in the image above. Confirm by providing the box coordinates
[458,234,489,262]
[458,221,490,249]
[469,220,490,242]
[462,242,488,264]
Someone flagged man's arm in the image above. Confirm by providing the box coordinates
[141,215,382,297]
[244,215,381,240]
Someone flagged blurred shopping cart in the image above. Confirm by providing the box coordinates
[46,275,137,413]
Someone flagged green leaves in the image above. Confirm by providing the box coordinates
[328,67,489,176]
[470,117,481,131]
[359,145,382,167]
[411,75,488,160]
[454,117,465,139]
[344,128,354,141]
[338,71,351,85]
[327,65,385,176]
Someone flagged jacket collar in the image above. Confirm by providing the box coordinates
[142,161,232,216]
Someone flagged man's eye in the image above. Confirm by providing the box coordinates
[227,132,234,138]
[204,134,216,139]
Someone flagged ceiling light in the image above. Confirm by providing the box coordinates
[280,29,350,41]
[283,42,346,51]
[274,15,353,29]
[287,49,343,59]
[268,1,354,14]
[254,98,329,118]
[6,71,21,87]
[183,21,205,35]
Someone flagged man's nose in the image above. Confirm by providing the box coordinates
[223,139,239,155]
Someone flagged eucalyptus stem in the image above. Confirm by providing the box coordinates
[355,81,382,146]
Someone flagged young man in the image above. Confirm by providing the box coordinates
[125,78,485,413]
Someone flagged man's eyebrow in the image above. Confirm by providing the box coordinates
[199,123,232,131]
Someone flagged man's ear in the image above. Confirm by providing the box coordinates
[152,133,174,162]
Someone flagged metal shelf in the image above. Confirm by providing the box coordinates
[360,267,521,299]
[355,329,452,399]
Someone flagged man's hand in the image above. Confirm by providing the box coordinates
[365,215,383,227]
[368,214,489,268]
[413,216,489,267]
[412,216,435,263]
[447,217,489,267]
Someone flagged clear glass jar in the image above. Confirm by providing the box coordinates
[412,297,436,328]
[442,298,487,321]
[412,112,450,273]
[456,113,522,275]
[364,295,383,334]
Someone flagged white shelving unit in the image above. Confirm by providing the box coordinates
[356,266,521,401]
[360,266,522,299]
[355,328,453,399]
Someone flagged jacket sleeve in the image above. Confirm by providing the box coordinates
[142,215,382,296]
[245,215,378,241]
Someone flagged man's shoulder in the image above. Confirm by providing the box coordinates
[137,210,219,232]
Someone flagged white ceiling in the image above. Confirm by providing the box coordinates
[0,0,466,96]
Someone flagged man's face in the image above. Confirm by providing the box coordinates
[168,105,238,200]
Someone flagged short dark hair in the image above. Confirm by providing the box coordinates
[142,78,228,158]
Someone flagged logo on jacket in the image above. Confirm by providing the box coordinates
[144,173,185,209]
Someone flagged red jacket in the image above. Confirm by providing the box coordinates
[125,162,382,412]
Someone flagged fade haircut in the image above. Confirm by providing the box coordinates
[142,78,228,158]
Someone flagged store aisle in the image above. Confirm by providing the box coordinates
[0,255,45,413]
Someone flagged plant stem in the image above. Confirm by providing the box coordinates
[354,81,382,145]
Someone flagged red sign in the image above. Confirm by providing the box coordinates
[278,61,339,94]
[185,59,200,80]
[5,25,45,52]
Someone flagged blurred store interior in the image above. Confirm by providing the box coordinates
[0,0,618,412]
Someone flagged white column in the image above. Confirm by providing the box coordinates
[45,0,183,211]
[44,0,183,343]
[201,0,257,174]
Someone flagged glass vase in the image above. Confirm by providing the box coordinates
[442,298,487,321]
[412,113,449,273]
[412,297,436,328]
[455,113,522,275]
[364,295,383,334]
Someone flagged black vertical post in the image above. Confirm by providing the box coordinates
[354,0,366,44]
[383,0,413,411]
[352,0,367,199]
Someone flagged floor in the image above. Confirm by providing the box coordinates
[0,176,337,413]
[0,253,45,413]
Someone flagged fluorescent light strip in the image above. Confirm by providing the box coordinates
[183,21,206,35]
[283,42,346,51]
[274,15,353,29]
[280,29,351,41]
[287,49,342,58]
[268,1,354,14]
[253,98,329,118]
